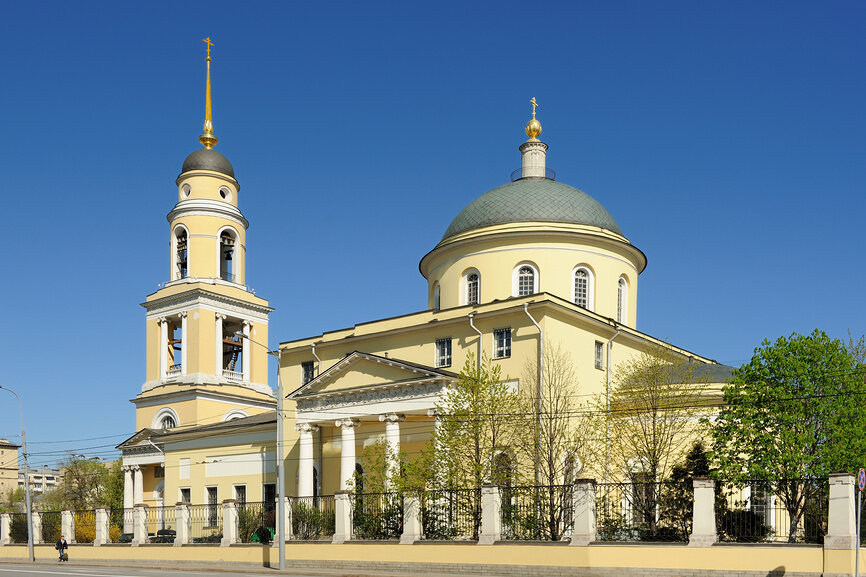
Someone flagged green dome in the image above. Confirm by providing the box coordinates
[442,178,623,240]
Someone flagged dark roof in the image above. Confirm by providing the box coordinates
[692,363,735,383]
[442,177,623,240]
[181,148,235,178]
[154,412,275,440]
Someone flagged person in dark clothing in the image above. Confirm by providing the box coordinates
[55,535,68,561]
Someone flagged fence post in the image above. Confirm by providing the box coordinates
[571,479,597,546]
[61,510,74,544]
[272,496,291,548]
[0,513,9,545]
[400,493,422,544]
[31,511,42,545]
[478,484,501,545]
[220,500,238,546]
[94,508,109,546]
[174,502,190,546]
[825,473,856,549]
[333,491,353,544]
[132,504,148,546]
[688,477,717,546]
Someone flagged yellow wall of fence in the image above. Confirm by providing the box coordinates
[2,542,860,575]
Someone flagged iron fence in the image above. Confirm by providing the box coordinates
[352,492,403,540]
[73,510,96,543]
[717,479,828,543]
[109,508,134,542]
[145,506,177,542]
[501,484,573,541]
[237,501,275,543]
[10,513,27,543]
[421,488,481,540]
[189,503,222,543]
[595,480,692,542]
[290,495,335,540]
[40,511,61,543]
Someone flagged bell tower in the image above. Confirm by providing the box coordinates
[134,39,275,433]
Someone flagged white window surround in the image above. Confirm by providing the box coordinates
[511,262,539,297]
[152,407,180,430]
[493,328,512,359]
[432,283,441,310]
[172,224,191,281]
[462,269,480,306]
[617,275,629,323]
[435,337,452,368]
[222,409,249,422]
[572,265,594,311]
[216,225,241,284]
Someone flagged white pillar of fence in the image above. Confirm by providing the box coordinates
[220,500,239,546]
[333,491,353,544]
[688,477,717,546]
[0,513,10,545]
[570,479,597,546]
[31,512,42,545]
[61,510,74,544]
[272,497,291,548]
[479,484,501,545]
[400,493,422,544]
[825,473,856,550]
[174,502,190,546]
[132,504,148,546]
[94,508,109,546]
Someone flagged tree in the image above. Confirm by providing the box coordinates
[37,458,123,512]
[710,330,866,542]
[512,342,587,540]
[591,345,711,537]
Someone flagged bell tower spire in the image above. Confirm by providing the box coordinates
[199,37,218,149]
[519,96,548,179]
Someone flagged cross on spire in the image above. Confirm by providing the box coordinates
[530,97,538,119]
[203,37,214,60]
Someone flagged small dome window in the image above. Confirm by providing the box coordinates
[181,184,191,198]
[218,186,232,201]
[573,266,594,311]
[464,271,480,305]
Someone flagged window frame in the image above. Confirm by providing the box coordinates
[572,265,594,310]
[301,361,315,385]
[594,341,604,370]
[512,262,539,297]
[463,269,480,306]
[435,337,452,368]
[617,276,628,323]
[493,328,512,359]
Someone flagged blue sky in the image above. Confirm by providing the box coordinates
[1,1,863,467]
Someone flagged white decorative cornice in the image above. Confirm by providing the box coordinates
[335,418,360,429]
[297,381,445,413]
[167,198,249,229]
[140,373,275,397]
[143,289,272,321]
[295,423,320,434]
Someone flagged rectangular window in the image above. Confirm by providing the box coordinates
[153,465,165,479]
[180,488,191,503]
[263,483,276,508]
[233,485,246,505]
[493,328,511,359]
[301,361,315,385]
[594,341,604,370]
[206,487,218,527]
[435,338,452,368]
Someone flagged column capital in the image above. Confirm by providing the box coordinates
[335,418,360,429]
[427,408,441,418]
[379,413,405,423]
[179,311,188,319]
[215,313,227,321]
[158,317,168,324]
[295,423,320,433]
[242,319,253,328]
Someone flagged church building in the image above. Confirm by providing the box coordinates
[119,46,730,513]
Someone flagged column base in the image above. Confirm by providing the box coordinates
[400,533,420,545]
[824,535,857,549]
[688,533,717,547]
[569,533,595,546]
[478,535,497,545]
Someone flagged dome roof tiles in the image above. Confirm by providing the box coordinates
[181,148,235,178]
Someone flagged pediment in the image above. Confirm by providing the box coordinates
[289,351,456,399]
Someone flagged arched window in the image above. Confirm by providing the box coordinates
[219,231,235,282]
[617,276,628,323]
[518,266,534,296]
[572,266,594,310]
[160,415,176,429]
[152,408,179,430]
[174,227,188,280]
[432,283,441,310]
[464,271,480,305]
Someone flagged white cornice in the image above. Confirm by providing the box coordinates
[134,383,276,405]
[167,199,249,229]
[143,288,272,320]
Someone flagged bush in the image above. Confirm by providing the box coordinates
[718,509,771,542]
[41,512,61,543]
[292,502,334,540]
[74,513,95,543]
[10,514,28,543]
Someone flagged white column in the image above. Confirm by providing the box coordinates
[159,317,168,379]
[295,423,318,497]
[94,508,109,546]
[132,505,148,546]
[180,312,188,375]
[478,484,501,545]
[0,513,10,545]
[825,473,856,549]
[123,466,134,532]
[379,413,404,488]
[215,314,225,376]
[242,320,252,382]
[570,479,597,546]
[519,140,548,178]
[400,494,422,544]
[61,510,75,544]
[31,512,42,545]
[133,465,144,506]
[335,419,359,491]
[174,502,190,546]
[221,500,239,546]
[332,492,352,544]
[689,477,717,546]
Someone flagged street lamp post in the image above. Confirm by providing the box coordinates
[235,333,285,571]
[0,385,35,563]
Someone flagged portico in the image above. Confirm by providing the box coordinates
[288,352,455,496]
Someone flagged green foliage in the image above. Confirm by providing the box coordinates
[291,501,335,540]
[238,505,272,543]
[41,511,61,543]
[710,330,866,542]
[10,514,28,543]
[352,493,403,539]
[0,488,24,512]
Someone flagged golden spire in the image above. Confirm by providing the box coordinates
[199,37,218,149]
[525,96,542,141]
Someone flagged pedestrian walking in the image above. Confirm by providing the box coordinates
[55,534,68,562]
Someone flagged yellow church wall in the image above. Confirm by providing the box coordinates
[177,172,239,208]
[170,214,246,284]
[135,387,275,432]
[422,228,641,326]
